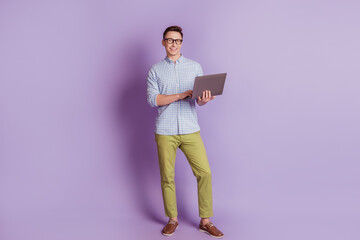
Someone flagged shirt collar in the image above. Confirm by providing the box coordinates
[165,54,184,64]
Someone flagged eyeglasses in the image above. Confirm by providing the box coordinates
[163,38,183,45]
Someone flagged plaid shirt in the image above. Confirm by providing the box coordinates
[147,54,203,135]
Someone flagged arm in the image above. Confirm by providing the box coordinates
[157,90,193,106]
[147,67,193,107]
[147,68,160,107]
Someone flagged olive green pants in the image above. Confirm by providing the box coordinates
[155,131,213,218]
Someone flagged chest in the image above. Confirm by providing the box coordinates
[157,65,198,91]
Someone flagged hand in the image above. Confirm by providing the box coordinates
[179,90,193,100]
[197,90,215,106]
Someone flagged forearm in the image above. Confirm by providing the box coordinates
[156,94,181,106]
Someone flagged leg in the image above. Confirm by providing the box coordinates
[179,131,213,218]
[155,134,180,218]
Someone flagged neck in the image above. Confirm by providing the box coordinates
[167,53,181,63]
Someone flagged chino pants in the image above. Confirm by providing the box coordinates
[155,131,213,218]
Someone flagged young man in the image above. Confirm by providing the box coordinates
[147,26,224,238]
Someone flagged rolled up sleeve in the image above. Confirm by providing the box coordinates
[147,67,159,107]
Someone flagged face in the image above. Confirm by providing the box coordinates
[162,31,183,57]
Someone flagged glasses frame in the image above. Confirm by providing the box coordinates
[163,38,183,45]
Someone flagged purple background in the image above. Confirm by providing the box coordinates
[1,0,359,239]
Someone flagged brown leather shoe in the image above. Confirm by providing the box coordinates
[199,222,224,238]
[161,219,179,236]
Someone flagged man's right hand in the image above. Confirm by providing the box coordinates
[178,90,193,100]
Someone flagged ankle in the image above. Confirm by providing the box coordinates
[170,217,178,222]
[201,218,210,225]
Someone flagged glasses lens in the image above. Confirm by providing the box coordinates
[175,39,182,45]
[166,38,174,44]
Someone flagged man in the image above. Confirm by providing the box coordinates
[147,26,224,238]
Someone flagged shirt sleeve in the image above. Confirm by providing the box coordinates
[147,67,159,107]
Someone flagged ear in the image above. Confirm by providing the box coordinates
[162,40,165,46]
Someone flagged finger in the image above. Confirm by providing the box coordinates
[206,90,209,99]
[197,96,201,101]
[202,91,205,100]
[209,91,212,98]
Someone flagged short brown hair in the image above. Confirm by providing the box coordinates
[163,26,183,39]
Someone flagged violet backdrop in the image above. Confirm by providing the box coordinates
[1,0,359,240]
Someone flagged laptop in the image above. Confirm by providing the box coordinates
[191,73,227,99]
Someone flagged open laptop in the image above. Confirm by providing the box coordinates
[191,73,227,99]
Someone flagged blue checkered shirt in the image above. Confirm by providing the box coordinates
[147,54,203,135]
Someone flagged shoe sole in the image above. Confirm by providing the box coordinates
[161,225,178,236]
[199,228,224,238]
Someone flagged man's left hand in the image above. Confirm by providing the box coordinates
[197,90,215,106]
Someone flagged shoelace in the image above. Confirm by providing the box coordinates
[207,223,214,228]
[168,220,177,225]
[202,222,214,228]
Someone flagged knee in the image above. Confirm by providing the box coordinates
[161,175,175,185]
[196,169,212,180]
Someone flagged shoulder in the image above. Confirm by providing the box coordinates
[147,60,167,79]
[149,59,167,72]
[183,56,202,68]
[182,57,203,75]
